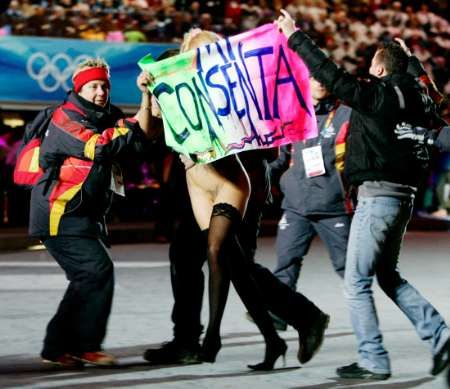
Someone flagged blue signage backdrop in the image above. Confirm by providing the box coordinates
[0,37,177,107]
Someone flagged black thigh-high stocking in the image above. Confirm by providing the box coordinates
[203,203,286,369]
[202,216,231,362]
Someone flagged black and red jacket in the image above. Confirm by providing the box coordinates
[270,98,352,216]
[29,92,146,238]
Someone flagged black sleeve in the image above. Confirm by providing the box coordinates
[287,31,392,115]
[268,145,291,183]
[47,106,141,163]
[407,56,427,78]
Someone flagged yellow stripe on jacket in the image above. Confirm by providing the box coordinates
[29,147,41,172]
[49,183,83,236]
[84,134,100,160]
[112,126,129,140]
[335,142,346,173]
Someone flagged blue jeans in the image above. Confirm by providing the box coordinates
[274,210,349,289]
[344,196,449,374]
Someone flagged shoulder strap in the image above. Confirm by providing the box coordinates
[23,106,56,144]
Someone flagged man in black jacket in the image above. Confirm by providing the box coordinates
[276,9,450,380]
[270,77,352,318]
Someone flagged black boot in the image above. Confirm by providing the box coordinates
[250,263,329,364]
[143,340,201,365]
[297,311,329,364]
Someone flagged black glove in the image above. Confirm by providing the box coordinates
[394,122,434,146]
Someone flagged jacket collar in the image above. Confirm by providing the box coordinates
[315,96,338,115]
[68,91,115,129]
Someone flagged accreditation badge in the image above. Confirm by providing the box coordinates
[302,145,326,178]
[110,164,125,197]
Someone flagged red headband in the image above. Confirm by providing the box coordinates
[73,67,110,93]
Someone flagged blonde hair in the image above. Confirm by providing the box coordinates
[180,29,221,52]
[72,57,110,81]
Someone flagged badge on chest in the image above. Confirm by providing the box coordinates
[302,145,326,177]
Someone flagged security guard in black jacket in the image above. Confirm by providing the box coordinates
[276,9,450,381]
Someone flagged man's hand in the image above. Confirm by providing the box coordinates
[135,71,158,138]
[394,122,431,145]
[136,71,154,94]
[275,9,297,39]
[394,38,412,57]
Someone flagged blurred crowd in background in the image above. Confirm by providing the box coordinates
[1,0,450,233]
[1,1,449,97]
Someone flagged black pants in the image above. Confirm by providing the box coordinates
[169,195,322,346]
[42,236,114,359]
[169,208,206,347]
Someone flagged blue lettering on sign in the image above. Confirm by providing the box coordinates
[244,46,274,120]
[226,38,236,61]
[234,57,261,144]
[155,38,311,149]
[192,76,221,143]
[205,64,230,116]
[176,82,202,131]
[153,82,190,144]
[237,42,263,121]
[220,62,245,119]
[273,45,311,119]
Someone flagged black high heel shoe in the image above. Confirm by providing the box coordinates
[200,335,222,363]
[247,338,287,371]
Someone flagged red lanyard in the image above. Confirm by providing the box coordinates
[323,108,337,131]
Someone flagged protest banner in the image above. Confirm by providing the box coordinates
[139,24,317,163]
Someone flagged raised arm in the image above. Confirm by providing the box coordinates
[45,105,144,164]
[276,9,391,114]
[134,71,162,140]
[395,37,444,106]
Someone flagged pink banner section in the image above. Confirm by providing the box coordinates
[193,23,318,154]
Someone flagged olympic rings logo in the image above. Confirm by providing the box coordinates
[27,52,91,93]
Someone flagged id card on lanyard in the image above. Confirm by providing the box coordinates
[301,107,336,178]
[110,164,125,197]
[302,145,326,177]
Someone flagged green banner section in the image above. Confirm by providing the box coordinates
[139,52,229,163]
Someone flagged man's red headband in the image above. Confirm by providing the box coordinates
[73,67,110,93]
